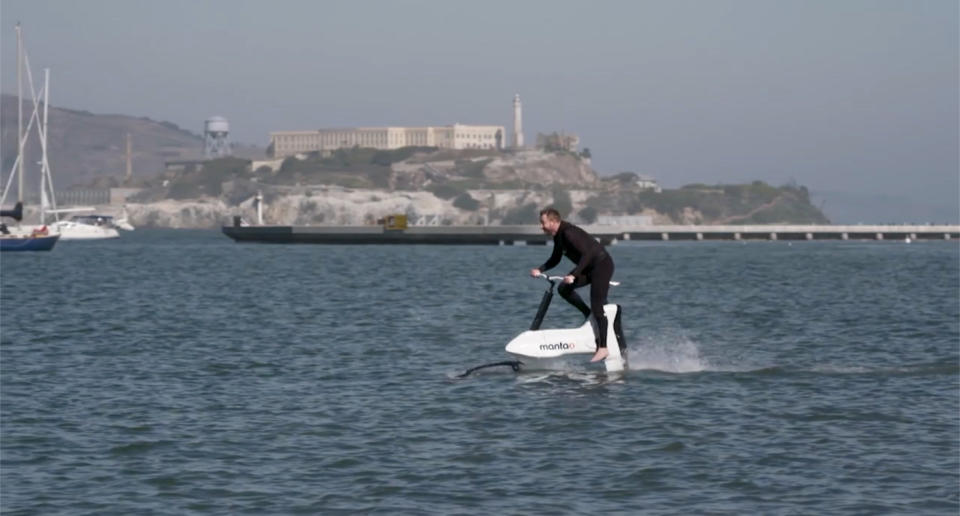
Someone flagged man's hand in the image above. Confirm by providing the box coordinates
[563,275,575,284]
[530,268,541,278]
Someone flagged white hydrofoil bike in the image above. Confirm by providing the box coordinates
[459,274,626,377]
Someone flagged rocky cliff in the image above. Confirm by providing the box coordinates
[112,151,829,228]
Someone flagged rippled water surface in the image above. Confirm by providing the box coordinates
[2,230,958,514]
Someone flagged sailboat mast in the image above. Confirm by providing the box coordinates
[41,68,54,223]
[126,133,134,182]
[16,23,23,204]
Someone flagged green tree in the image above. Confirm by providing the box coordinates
[550,188,573,217]
[429,183,465,200]
[578,206,598,224]
[502,203,539,225]
[453,193,480,211]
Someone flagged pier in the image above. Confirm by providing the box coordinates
[605,224,959,243]
[222,223,959,245]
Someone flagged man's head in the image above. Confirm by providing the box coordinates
[539,208,562,236]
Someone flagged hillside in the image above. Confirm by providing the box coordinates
[0,94,263,188]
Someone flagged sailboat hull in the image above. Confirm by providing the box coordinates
[0,234,60,251]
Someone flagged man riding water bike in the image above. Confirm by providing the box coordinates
[529,208,616,363]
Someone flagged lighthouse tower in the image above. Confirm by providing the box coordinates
[512,93,524,148]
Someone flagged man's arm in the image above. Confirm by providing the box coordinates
[538,234,563,272]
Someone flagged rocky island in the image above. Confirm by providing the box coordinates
[122,146,828,229]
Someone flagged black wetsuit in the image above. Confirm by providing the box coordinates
[538,221,615,349]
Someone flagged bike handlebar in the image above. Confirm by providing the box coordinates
[535,273,620,286]
[536,273,567,282]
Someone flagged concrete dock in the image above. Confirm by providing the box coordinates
[603,224,959,243]
[222,223,959,245]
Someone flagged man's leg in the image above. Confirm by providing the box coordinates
[589,258,615,362]
[557,281,591,318]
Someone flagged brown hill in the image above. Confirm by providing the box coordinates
[0,94,264,188]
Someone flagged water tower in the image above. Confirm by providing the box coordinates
[204,116,231,158]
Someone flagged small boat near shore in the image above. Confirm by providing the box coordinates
[49,212,133,240]
[50,215,119,240]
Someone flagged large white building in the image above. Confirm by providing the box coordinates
[269,124,506,158]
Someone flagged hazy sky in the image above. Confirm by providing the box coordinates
[1,0,957,222]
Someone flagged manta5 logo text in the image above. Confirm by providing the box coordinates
[540,342,574,350]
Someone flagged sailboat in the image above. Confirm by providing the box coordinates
[0,200,58,251]
[0,24,59,251]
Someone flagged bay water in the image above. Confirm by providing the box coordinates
[2,230,958,514]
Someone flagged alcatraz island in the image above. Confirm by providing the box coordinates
[1,92,832,230]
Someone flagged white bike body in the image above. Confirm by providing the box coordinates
[506,302,626,372]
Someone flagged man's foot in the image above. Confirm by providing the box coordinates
[590,348,609,362]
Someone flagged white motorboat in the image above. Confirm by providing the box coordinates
[50,214,120,240]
